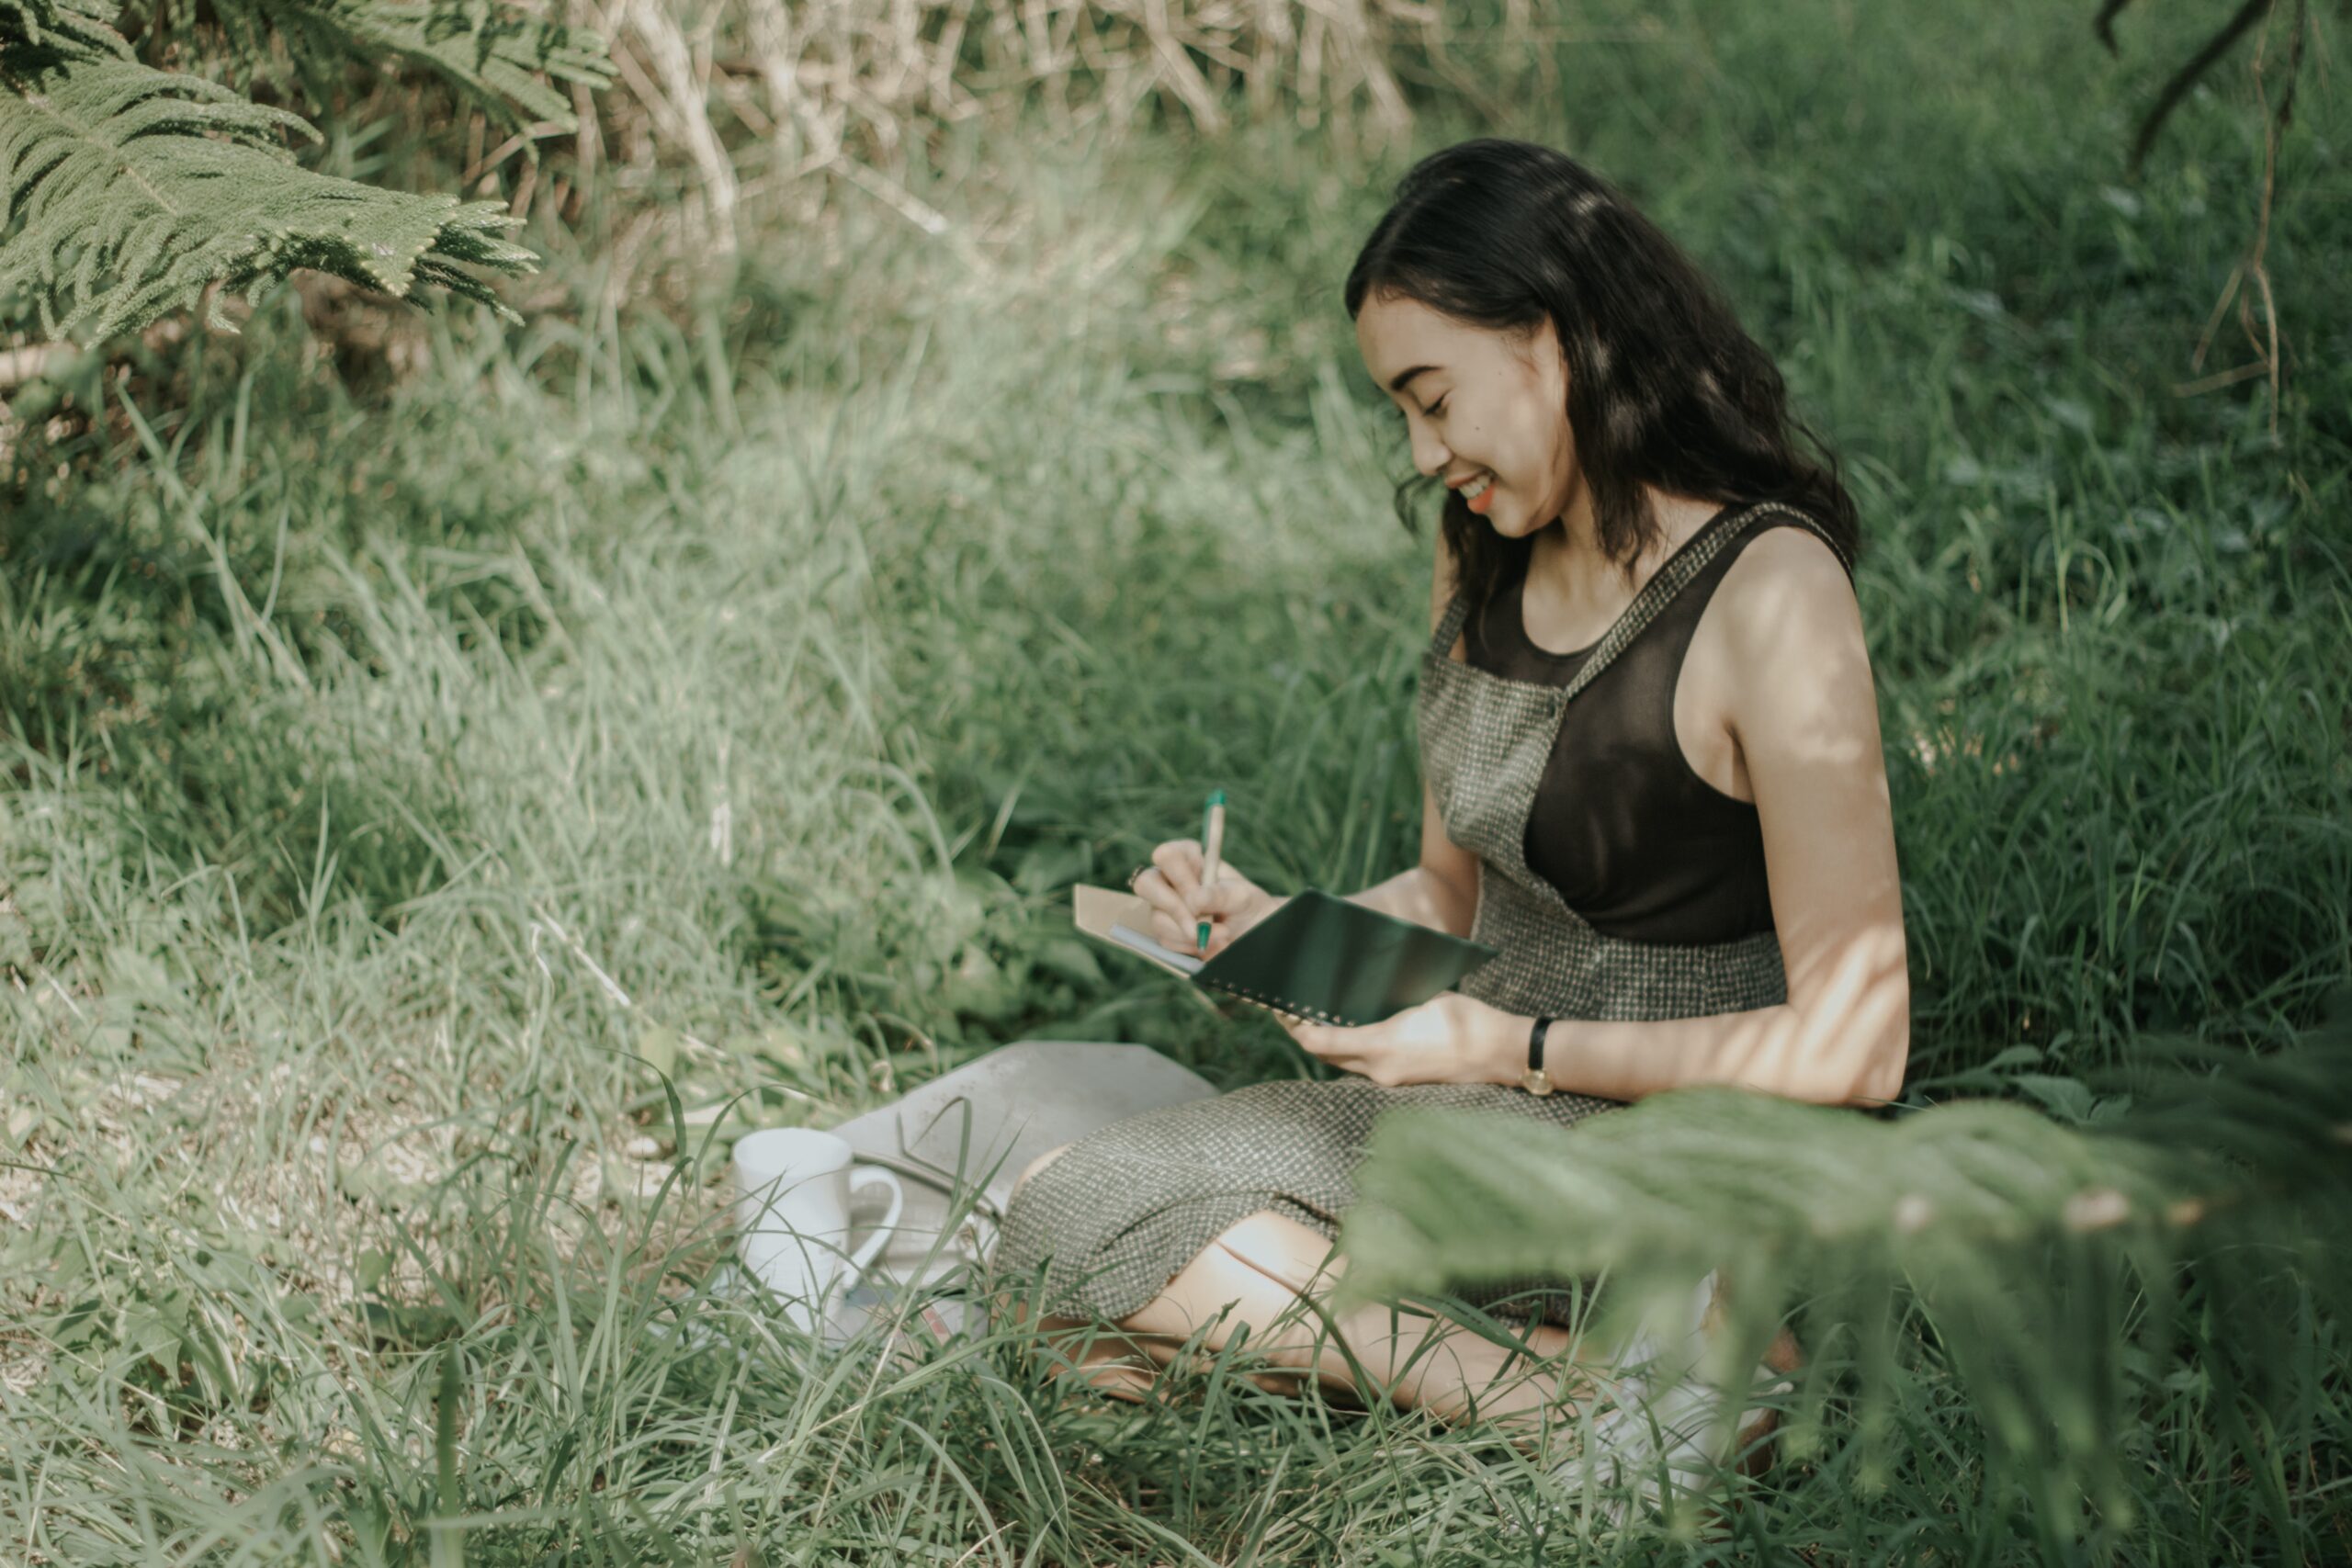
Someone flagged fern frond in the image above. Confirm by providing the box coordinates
[1333,1014,2352,1504]
[152,0,615,131]
[0,0,119,53]
[2,29,538,345]
[3,0,109,19]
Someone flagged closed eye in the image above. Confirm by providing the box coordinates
[1426,397,1449,418]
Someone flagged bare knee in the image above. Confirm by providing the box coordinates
[1110,1212,1343,1356]
[1213,1210,1347,1297]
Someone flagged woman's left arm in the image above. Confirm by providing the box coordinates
[1288,529,1911,1107]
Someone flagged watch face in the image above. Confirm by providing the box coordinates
[1521,1067,1552,1096]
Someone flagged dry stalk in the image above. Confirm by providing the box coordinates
[564,0,1499,299]
[2173,0,2309,440]
[626,0,741,254]
[6,2,1524,357]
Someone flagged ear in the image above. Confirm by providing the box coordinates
[1524,312,1562,363]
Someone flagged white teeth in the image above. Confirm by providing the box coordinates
[1463,473,1493,500]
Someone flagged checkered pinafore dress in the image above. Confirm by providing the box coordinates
[993,503,1845,1329]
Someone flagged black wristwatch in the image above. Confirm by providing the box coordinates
[1522,1016,1555,1096]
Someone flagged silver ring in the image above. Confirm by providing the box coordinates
[1126,862,1153,890]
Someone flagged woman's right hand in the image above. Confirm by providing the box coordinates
[1132,839,1284,960]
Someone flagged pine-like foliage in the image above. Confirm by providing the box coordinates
[1333,1009,2352,1512]
[1,0,113,51]
[1,0,611,346]
[132,0,614,131]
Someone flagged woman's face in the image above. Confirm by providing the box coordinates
[1353,291,1577,539]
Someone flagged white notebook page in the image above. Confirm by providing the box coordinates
[1109,923,1205,975]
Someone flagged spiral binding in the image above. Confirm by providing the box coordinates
[1200,976,1342,1026]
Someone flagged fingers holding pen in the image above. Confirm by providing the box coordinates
[1149,838,1205,900]
[1173,879,1259,959]
[1137,839,1203,952]
[1137,834,1278,959]
[1185,877,1256,923]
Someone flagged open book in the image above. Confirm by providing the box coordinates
[1072,884,1498,1028]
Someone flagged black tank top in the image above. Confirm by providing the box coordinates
[1461,505,1804,945]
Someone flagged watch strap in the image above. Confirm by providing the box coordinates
[1522,1016,1555,1095]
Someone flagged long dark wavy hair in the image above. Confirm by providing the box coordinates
[1343,139,1860,622]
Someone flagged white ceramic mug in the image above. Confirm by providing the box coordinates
[731,1128,905,1335]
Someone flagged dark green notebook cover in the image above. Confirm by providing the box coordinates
[1190,889,1498,1027]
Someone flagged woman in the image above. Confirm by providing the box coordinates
[990,139,1909,1509]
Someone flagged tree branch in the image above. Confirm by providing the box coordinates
[2129,0,2272,176]
[2094,0,2137,53]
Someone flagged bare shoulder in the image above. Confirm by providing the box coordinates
[1698,521,1879,752]
[1713,523,1861,659]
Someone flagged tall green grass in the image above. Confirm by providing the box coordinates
[3,0,2346,1561]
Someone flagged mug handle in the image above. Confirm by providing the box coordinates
[843,1166,905,1281]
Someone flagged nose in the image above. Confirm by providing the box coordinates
[1406,413,1452,479]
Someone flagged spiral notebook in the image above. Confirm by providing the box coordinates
[1071,884,1498,1028]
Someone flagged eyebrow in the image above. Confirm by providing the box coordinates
[1385,364,1441,395]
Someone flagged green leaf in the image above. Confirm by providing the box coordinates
[1331,1021,2352,1501]
[361,1299,461,1348]
[101,943,173,999]
[1032,936,1104,989]
[639,1024,681,1079]
[1,24,548,344]
[2011,1073,2097,1126]
[123,1292,187,1368]
[225,0,614,132]
[56,1295,104,1348]
[1013,841,1093,894]
[941,946,1020,1021]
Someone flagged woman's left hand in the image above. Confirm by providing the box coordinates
[1276,991,1508,1088]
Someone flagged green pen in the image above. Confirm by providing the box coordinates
[1198,789,1227,955]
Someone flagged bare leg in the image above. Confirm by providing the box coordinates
[1159,1209,1592,1442]
[1004,1144,1586,1450]
[1006,1146,1580,1429]
[1001,1145,1795,1463]
[1000,1145,1224,1400]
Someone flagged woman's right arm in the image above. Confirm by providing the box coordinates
[1342,534,1482,939]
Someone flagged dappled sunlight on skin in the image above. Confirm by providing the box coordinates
[1729,527,1911,1104]
[1008,1199,1811,1483]
[1002,1156,1595,1455]
[1202,1211,1590,1442]
[1483,525,1912,1110]
[1170,502,1910,1111]
[1766,923,1913,1102]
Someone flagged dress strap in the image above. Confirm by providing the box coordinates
[1428,578,1477,661]
[1420,502,1850,678]
[1552,502,1795,706]
[1745,502,1856,583]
